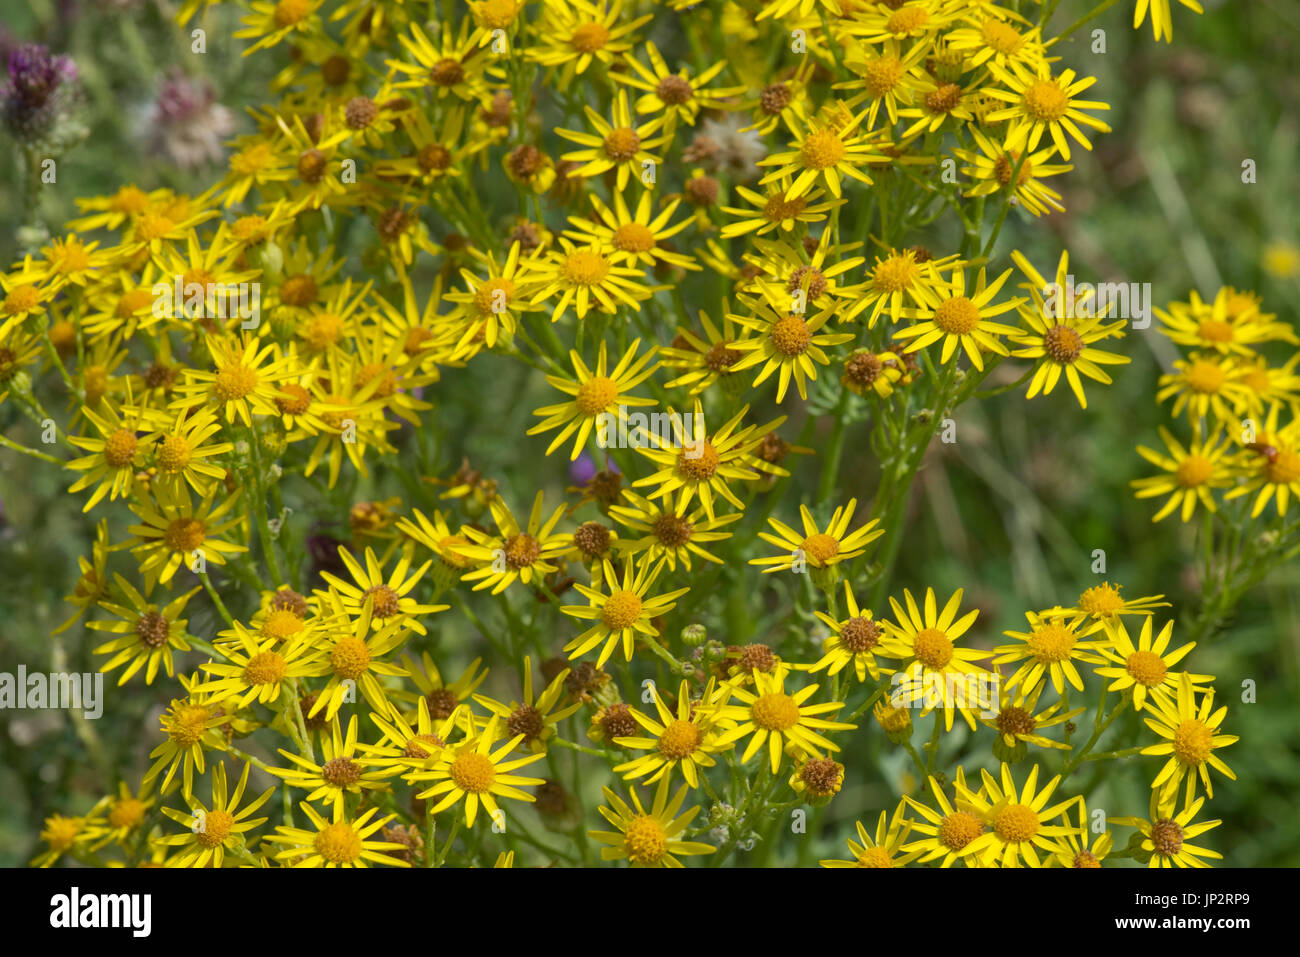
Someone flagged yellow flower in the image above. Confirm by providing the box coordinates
[954,763,1078,868]
[528,0,653,79]
[1131,426,1235,522]
[1109,790,1221,868]
[265,802,409,868]
[308,591,412,722]
[172,333,293,428]
[608,489,741,571]
[127,482,248,588]
[457,491,572,594]
[388,19,504,103]
[589,775,715,867]
[1094,616,1210,712]
[892,264,1023,371]
[560,557,690,667]
[527,338,660,459]
[1053,796,1113,867]
[751,498,883,575]
[728,294,854,402]
[879,586,994,731]
[630,398,788,519]
[901,771,987,868]
[66,392,151,511]
[528,239,659,323]
[407,715,547,828]
[564,189,697,270]
[711,665,855,773]
[721,176,844,239]
[820,805,920,867]
[1142,674,1238,805]
[810,582,888,683]
[194,620,323,709]
[955,129,1071,217]
[557,90,669,193]
[757,106,886,199]
[317,543,447,634]
[612,679,726,787]
[1224,403,1300,517]
[158,762,274,868]
[995,609,1108,695]
[269,716,399,816]
[233,0,323,56]
[89,575,199,686]
[473,656,581,753]
[984,60,1112,162]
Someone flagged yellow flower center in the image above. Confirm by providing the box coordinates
[601,589,643,630]
[603,127,641,161]
[164,517,206,552]
[872,255,918,293]
[104,429,139,468]
[800,532,840,565]
[933,296,981,334]
[1043,325,1085,363]
[214,364,259,402]
[273,0,311,28]
[1150,819,1183,857]
[762,193,807,222]
[1023,79,1069,122]
[1185,359,1226,393]
[1175,455,1214,487]
[1173,719,1214,765]
[474,0,520,29]
[429,58,465,87]
[564,250,611,286]
[856,846,895,867]
[315,821,362,863]
[862,56,905,97]
[363,583,401,618]
[244,651,287,685]
[449,751,496,793]
[887,8,929,32]
[1265,449,1300,484]
[576,375,619,415]
[164,703,210,747]
[982,19,1023,54]
[3,284,41,314]
[503,532,541,569]
[752,692,800,731]
[1027,623,1076,662]
[45,817,82,851]
[1078,582,1123,616]
[769,314,812,356]
[1072,850,1101,868]
[570,22,610,53]
[109,798,146,831]
[914,627,955,669]
[612,222,656,253]
[117,288,155,318]
[994,152,1034,186]
[994,803,1040,843]
[624,814,667,864]
[133,213,174,242]
[195,808,233,848]
[677,440,720,480]
[657,720,701,759]
[330,636,372,679]
[157,434,192,473]
[800,129,847,171]
[1196,319,1235,342]
[938,811,984,850]
[1125,650,1167,687]
[474,277,515,316]
[261,608,303,640]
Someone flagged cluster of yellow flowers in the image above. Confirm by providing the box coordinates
[9,0,1253,870]
[1136,287,1300,523]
